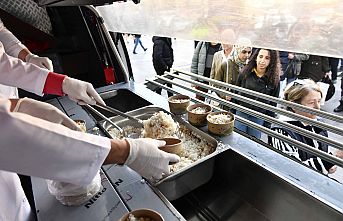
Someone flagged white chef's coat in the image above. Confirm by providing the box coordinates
[0,98,111,220]
[0,18,27,98]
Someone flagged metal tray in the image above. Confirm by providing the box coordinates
[98,106,227,200]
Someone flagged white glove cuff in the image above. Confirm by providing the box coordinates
[124,138,137,165]
[25,53,37,62]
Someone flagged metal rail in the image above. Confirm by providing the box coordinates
[164,72,343,136]
[173,69,343,123]
[146,79,343,168]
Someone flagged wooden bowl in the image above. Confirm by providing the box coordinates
[157,137,184,156]
[207,111,235,136]
[118,208,164,221]
[168,94,190,115]
[187,103,212,126]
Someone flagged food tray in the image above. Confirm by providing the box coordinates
[98,106,225,200]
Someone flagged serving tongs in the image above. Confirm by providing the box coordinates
[94,103,144,126]
[86,104,123,133]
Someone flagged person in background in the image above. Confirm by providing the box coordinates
[269,79,339,174]
[211,44,251,101]
[0,96,179,220]
[191,41,221,101]
[235,48,281,139]
[133,34,147,54]
[334,76,343,112]
[297,55,330,83]
[328,57,339,83]
[279,52,309,99]
[152,36,174,97]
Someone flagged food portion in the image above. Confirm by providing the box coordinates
[190,106,208,114]
[207,113,232,124]
[107,111,215,174]
[127,214,155,221]
[142,111,179,139]
[169,98,190,103]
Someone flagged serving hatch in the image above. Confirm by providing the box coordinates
[97,105,228,200]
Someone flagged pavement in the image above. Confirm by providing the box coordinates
[125,34,343,183]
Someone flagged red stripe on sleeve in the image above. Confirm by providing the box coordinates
[43,72,66,96]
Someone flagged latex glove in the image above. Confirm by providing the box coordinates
[13,97,80,131]
[125,138,180,180]
[62,77,105,105]
[26,53,54,71]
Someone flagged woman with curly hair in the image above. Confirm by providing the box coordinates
[235,48,281,139]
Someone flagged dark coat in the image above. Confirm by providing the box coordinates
[152,37,174,75]
[298,55,330,82]
[236,71,280,115]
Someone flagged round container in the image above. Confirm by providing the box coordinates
[168,95,190,115]
[187,103,212,126]
[74,119,87,132]
[158,137,184,156]
[207,111,235,136]
[118,208,164,221]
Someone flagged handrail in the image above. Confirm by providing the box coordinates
[162,73,343,137]
[146,79,343,168]
[172,69,343,123]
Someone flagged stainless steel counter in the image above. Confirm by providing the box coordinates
[32,81,343,220]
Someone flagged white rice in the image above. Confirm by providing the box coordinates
[142,111,179,139]
[127,214,154,221]
[207,113,231,124]
[107,112,214,174]
[169,98,189,103]
[190,107,208,114]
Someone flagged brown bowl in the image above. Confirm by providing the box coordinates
[168,94,190,115]
[157,137,184,156]
[187,103,212,126]
[207,111,235,136]
[118,208,164,221]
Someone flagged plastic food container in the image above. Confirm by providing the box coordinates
[118,208,164,221]
[168,94,190,115]
[207,111,235,136]
[46,172,102,206]
[187,103,212,126]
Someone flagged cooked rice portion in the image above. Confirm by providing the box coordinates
[208,113,231,124]
[190,107,208,114]
[142,111,179,139]
[127,214,155,221]
[169,98,189,103]
[106,111,215,175]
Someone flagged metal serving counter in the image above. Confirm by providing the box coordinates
[32,81,343,220]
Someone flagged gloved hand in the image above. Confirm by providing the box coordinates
[13,97,80,131]
[62,77,106,105]
[125,138,180,180]
[26,53,54,71]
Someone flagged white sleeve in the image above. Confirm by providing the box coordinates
[0,98,111,186]
[0,42,48,95]
[0,19,26,58]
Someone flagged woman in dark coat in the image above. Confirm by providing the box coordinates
[235,48,281,139]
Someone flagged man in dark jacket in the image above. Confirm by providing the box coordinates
[297,55,330,82]
[152,36,174,97]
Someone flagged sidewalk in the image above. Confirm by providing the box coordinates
[126,34,343,183]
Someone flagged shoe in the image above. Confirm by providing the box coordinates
[334,101,343,112]
[133,51,137,54]
[144,48,147,52]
